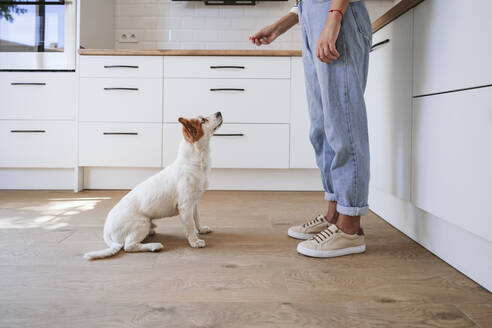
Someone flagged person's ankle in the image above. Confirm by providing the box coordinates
[336,215,361,235]
[326,212,338,224]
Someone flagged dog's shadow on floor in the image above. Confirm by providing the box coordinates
[144,230,266,252]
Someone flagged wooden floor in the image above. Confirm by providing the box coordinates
[0,190,491,328]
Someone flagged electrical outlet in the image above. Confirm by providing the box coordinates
[118,31,139,43]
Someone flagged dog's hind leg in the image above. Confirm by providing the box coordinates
[193,203,212,234]
[123,216,164,253]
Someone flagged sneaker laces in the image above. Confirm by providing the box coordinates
[302,215,325,228]
[312,225,338,243]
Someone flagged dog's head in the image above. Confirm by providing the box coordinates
[178,112,223,145]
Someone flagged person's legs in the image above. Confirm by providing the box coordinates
[296,0,372,257]
[307,0,372,220]
[299,0,337,213]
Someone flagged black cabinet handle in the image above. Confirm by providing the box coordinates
[104,87,139,91]
[104,65,139,69]
[103,132,138,135]
[10,130,46,133]
[213,133,244,137]
[210,88,245,92]
[210,65,245,69]
[370,39,390,52]
[11,82,46,86]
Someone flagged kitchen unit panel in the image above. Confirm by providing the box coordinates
[79,122,162,167]
[163,124,289,169]
[413,0,492,96]
[79,78,163,122]
[290,57,317,169]
[163,79,290,124]
[366,10,413,201]
[80,56,163,78]
[0,73,76,120]
[0,121,74,167]
[412,86,492,242]
[164,56,290,79]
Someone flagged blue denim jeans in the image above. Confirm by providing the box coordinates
[299,0,372,216]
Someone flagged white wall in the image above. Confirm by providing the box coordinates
[80,0,115,49]
[112,0,399,50]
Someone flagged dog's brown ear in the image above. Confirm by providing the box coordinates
[178,117,203,143]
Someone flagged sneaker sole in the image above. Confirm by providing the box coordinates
[297,243,366,258]
[287,228,316,240]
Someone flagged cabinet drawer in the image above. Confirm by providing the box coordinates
[164,79,289,123]
[79,123,162,167]
[163,124,289,168]
[413,0,492,96]
[412,87,492,242]
[0,121,74,168]
[79,78,163,122]
[80,56,163,78]
[164,56,290,79]
[0,73,75,120]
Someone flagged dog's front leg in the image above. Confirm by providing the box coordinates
[179,207,206,248]
[193,203,212,234]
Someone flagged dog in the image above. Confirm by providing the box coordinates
[84,112,223,260]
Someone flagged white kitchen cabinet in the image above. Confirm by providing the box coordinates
[289,57,317,169]
[163,123,290,169]
[413,0,492,96]
[163,78,290,124]
[80,56,163,78]
[0,73,76,120]
[412,86,492,242]
[79,78,163,122]
[164,56,290,79]
[78,122,162,167]
[0,121,75,168]
[365,10,413,201]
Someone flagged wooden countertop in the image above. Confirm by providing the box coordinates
[78,49,302,57]
[372,0,424,33]
[79,0,424,57]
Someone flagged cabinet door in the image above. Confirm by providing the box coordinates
[412,86,492,242]
[290,57,317,169]
[0,121,74,168]
[0,73,75,120]
[163,124,289,169]
[365,10,413,201]
[413,0,492,96]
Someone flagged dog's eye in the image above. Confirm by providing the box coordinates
[201,118,207,124]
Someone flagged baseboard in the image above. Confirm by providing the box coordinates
[209,169,323,191]
[0,168,74,190]
[369,187,492,292]
[81,167,324,191]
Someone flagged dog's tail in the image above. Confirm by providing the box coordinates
[84,243,123,260]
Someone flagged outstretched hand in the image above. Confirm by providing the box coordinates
[249,25,279,46]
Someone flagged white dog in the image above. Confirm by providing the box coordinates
[84,112,223,260]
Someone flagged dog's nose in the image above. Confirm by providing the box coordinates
[216,111,222,118]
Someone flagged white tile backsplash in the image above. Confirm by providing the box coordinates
[114,0,398,50]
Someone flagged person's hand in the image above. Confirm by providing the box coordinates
[316,12,342,63]
[250,24,280,46]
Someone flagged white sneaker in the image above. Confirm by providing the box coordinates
[297,225,366,258]
[287,215,331,240]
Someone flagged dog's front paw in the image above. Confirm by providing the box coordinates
[198,226,213,234]
[189,238,206,248]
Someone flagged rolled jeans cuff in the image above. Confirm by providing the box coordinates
[324,192,337,202]
[336,203,369,216]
